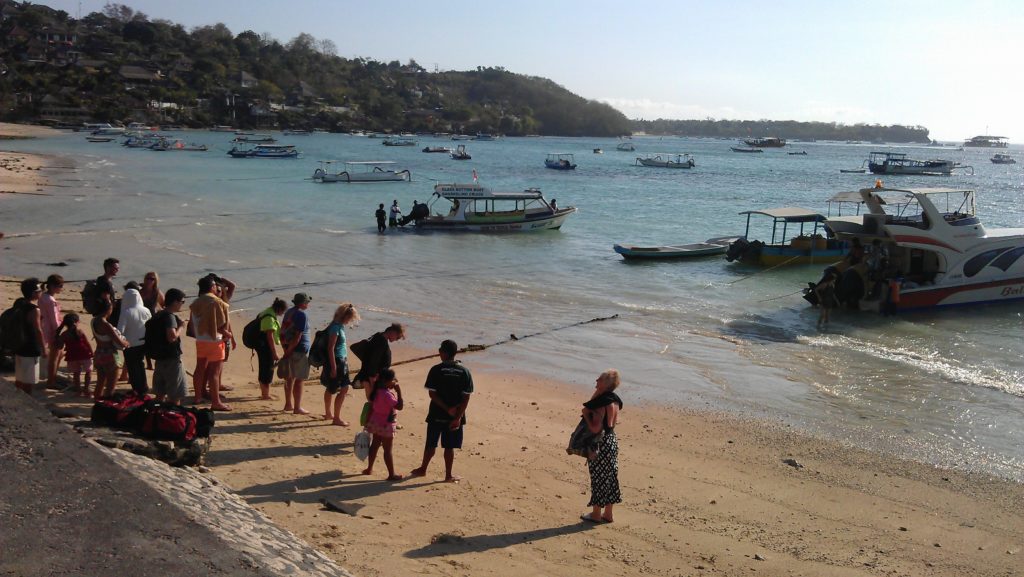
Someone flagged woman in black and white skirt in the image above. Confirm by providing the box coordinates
[580,369,623,524]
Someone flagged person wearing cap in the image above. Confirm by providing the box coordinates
[409,339,473,483]
[188,275,232,410]
[12,278,47,395]
[279,292,313,414]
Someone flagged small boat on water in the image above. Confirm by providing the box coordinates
[423,146,452,153]
[867,151,958,175]
[312,161,410,182]
[228,144,299,158]
[613,236,739,260]
[409,183,576,232]
[382,137,416,146]
[450,144,472,160]
[545,153,577,170]
[726,208,846,266]
[615,141,635,152]
[593,148,603,154]
[804,185,1024,312]
[730,147,763,153]
[232,134,276,143]
[991,153,1016,164]
[150,138,208,151]
[451,134,473,141]
[744,137,786,148]
[635,153,694,169]
[283,129,311,136]
[840,168,867,174]
[86,136,115,143]
[788,151,808,156]
[474,133,496,141]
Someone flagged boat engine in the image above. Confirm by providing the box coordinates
[725,239,762,262]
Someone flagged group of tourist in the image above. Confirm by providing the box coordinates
[5,258,623,522]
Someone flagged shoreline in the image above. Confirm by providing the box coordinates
[0,122,61,197]
[3,278,1023,576]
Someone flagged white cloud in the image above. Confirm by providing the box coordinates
[598,98,757,121]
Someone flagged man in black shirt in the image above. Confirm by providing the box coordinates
[409,339,473,483]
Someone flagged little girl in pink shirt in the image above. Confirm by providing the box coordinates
[362,368,404,481]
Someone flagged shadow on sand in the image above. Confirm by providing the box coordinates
[403,523,597,558]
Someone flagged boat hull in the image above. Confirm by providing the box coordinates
[417,209,575,232]
[316,170,410,183]
[896,278,1024,310]
[614,243,728,259]
[636,159,694,168]
[868,161,954,175]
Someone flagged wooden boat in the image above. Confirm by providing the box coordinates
[450,144,471,160]
[726,208,846,266]
[613,236,739,260]
[312,161,410,182]
[545,153,577,170]
[86,136,114,143]
[840,168,866,173]
[150,138,208,151]
[228,144,299,158]
[730,147,763,153]
[867,151,955,175]
[788,151,808,156]
[410,183,575,232]
[593,148,603,154]
[422,146,452,153]
[232,134,276,143]
[382,137,417,146]
[744,137,786,148]
[615,141,635,152]
[635,153,694,169]
[991,153,1016,164]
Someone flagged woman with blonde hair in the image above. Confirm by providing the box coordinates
[322,303,361,425]
[580,369,623,524]
[140,271,164,370]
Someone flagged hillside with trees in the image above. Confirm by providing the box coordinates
[0,1,631,135]
[632,118,931,143]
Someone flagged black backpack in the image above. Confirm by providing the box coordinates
[308,327,330,368]
[0,300,28,353]
[241,311,273,349]
[81,279,102,315]
[143,311,179,360]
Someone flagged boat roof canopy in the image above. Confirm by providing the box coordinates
[738,207,825,222]
[434,183,544,200]
[828,187,974,204]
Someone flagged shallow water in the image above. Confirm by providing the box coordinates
[4,132,1023,480]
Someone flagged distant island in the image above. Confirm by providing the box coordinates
[0,2,931,142]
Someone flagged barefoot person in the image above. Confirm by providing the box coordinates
[322,303,360,425]
[255,298,288,400]
[362,368,404,481]
[149,289,188,406]
[91,300,129,399]
[353,322,405,393]
[55,313,93,397]
[39,274,64,389]
[189,275,232,410]
[579,369,623,524]
[139,271,164,370]
[11,278,47,395]
[279,292,313,414]
[117,288,151,395]
[409,339,473,483]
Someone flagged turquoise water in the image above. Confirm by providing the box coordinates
[4,132,1024,480]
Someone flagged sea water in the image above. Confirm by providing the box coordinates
[4,132,1023,480]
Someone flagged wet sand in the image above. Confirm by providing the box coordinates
[0,122,59,196]
[3,278,1023,577]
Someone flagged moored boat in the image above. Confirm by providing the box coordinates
[730,147,763,153]
[964,135,1008,148]
[613,236,739,260]
[991,153,1016,164]
[382,137,417,146]
[726,208,846,266]
[615,141,635,152]
[150,138,208,151]
[312,161,410,182]
[228,144,299,158]
[805,185,1024,312]
[232,134,276,143]
[744,137,786,148]
[867,151,958,175]
[545,153,577,170]
[85,136,114,143]
[422,146,452,153]
[635,153,694,169]
[450,144,471,160]
[409,183,576,232]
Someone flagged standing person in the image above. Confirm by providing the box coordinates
[388,200,402,229]
[94,258,120,309]
[117,288,152,395]
[362,368,404,481]
[91,300,129,399]
[55,313,93,397]
[321,303,360,425]
[189,276,232,411]
[580,369,623,524]
[149,289,188,405]
[39,274,64,389]
[205,274,237,367]
[815,270,838,328]
[140,271,164,370]
[375,203,387,233]
[353,323,405,393]
[280,293,313,414]
[255,298,288,401]
[11,278,47,395]
[409,339,473,483]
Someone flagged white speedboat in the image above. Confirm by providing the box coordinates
[409,183,575,232]
[808,185,1024,312]
[312,161,411,182]
[635,153,694,169]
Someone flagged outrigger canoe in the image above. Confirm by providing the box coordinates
[613,236,740,260]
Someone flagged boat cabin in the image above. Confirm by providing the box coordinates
[726,207,845,265]
[545,153,577,170]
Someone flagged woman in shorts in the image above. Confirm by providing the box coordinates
[321,303,360,425]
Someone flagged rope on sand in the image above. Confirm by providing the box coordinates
[758,288,806,303]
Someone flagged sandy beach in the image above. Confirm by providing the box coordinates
[3,275,1022,577]
[0,122,60,196]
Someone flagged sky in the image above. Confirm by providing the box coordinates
[36,0,1024,141]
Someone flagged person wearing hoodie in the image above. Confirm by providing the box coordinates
[117,288,152,395]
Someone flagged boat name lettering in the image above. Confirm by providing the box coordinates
[1000,285,1024,297]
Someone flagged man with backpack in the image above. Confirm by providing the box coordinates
[147,288,188,405]
[7,278,48,394]
[279,293,313,414]
[352,322,405,394]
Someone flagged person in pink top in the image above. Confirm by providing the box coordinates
[38,274,64,388]
[362,368,404,481]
